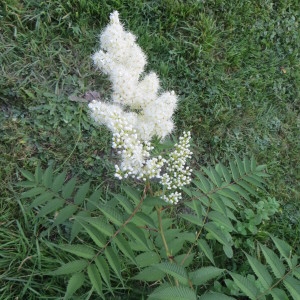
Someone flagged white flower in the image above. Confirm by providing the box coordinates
[88,11,193,204]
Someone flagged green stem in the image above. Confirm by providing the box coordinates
[156,206,179,286]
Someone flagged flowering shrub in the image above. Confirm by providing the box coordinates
[89,11,192,204]
[18,10,300,300]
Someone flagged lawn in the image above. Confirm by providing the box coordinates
[1,0,299,298]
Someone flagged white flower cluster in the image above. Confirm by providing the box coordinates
[91,11,176,142]
[89,11,192,204]
[161,132,193,204]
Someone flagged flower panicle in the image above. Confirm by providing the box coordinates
[88,11,193,204]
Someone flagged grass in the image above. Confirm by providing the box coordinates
[1,0,299,298]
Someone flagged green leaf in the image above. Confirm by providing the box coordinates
[284,275,300,300]
[83,217,114,237]
[56,244,95,259]
[168,238,185,256]
[87,264,103,296]
[227,184,250,202]
[19,169,35,181]
[185,200,203,218]
[114,194,134,213]
[202,167,222,187]
[210,167,223,187]
[270,236,292,262]
[70,219,82,243]
[176,252,195,267]
[136,252,160,268]
[148,285,197,300]
[62,177,77,199]
[70,211,90,242]
[114,234,136,264]
[193,173,212,193]
[133,266,165,281]
[124,222,150,250]
[243,157,251,174]
[74,181,90,205]
[87,189,102,211]
[155,262,188,285]
[198,239,215,265]
[194,171,213,191]
[98,204,124,226]
[229,160,239,181]
[260,244,286,278]
[243,175,264,188]
[37,198,64,217]
[245,253,273,290]
[30,191,54,207]
[95,256,111,290]
[64,272,85,300]
[181,186,192,197]
[255,164,267,172]
[250,156,257,171]
[190,267,224,286]
[234,155,245,176]
[43,165,53,188]
[134,212,156,228]
[270,288,290,300]
[216,188,244,207]
[293,265,300,280]
[205,223,232,256]
[180,213,203,226]
[218,195,237,212]
[16,181,37,188]
[199,292,235,300]
[255,171,270,178]
[52,171,67,193]
[144,196,167,207]
[21,187,45,199]
[210,194,227,215]
[223,244,233,258]
[53,204,77,226]
[198,195,210,207]
[105,246,122,281]
[80,222,106,247]
[122,185,141,204]
[230,272,259,299]
[217,163,232,183]
[50,260,88,275]
[208,211,234,232]
[35,164,43,184]
[237,180,258,197]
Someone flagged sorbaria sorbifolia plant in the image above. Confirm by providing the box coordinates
[89,11,192,204]
[19,11,299,300]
